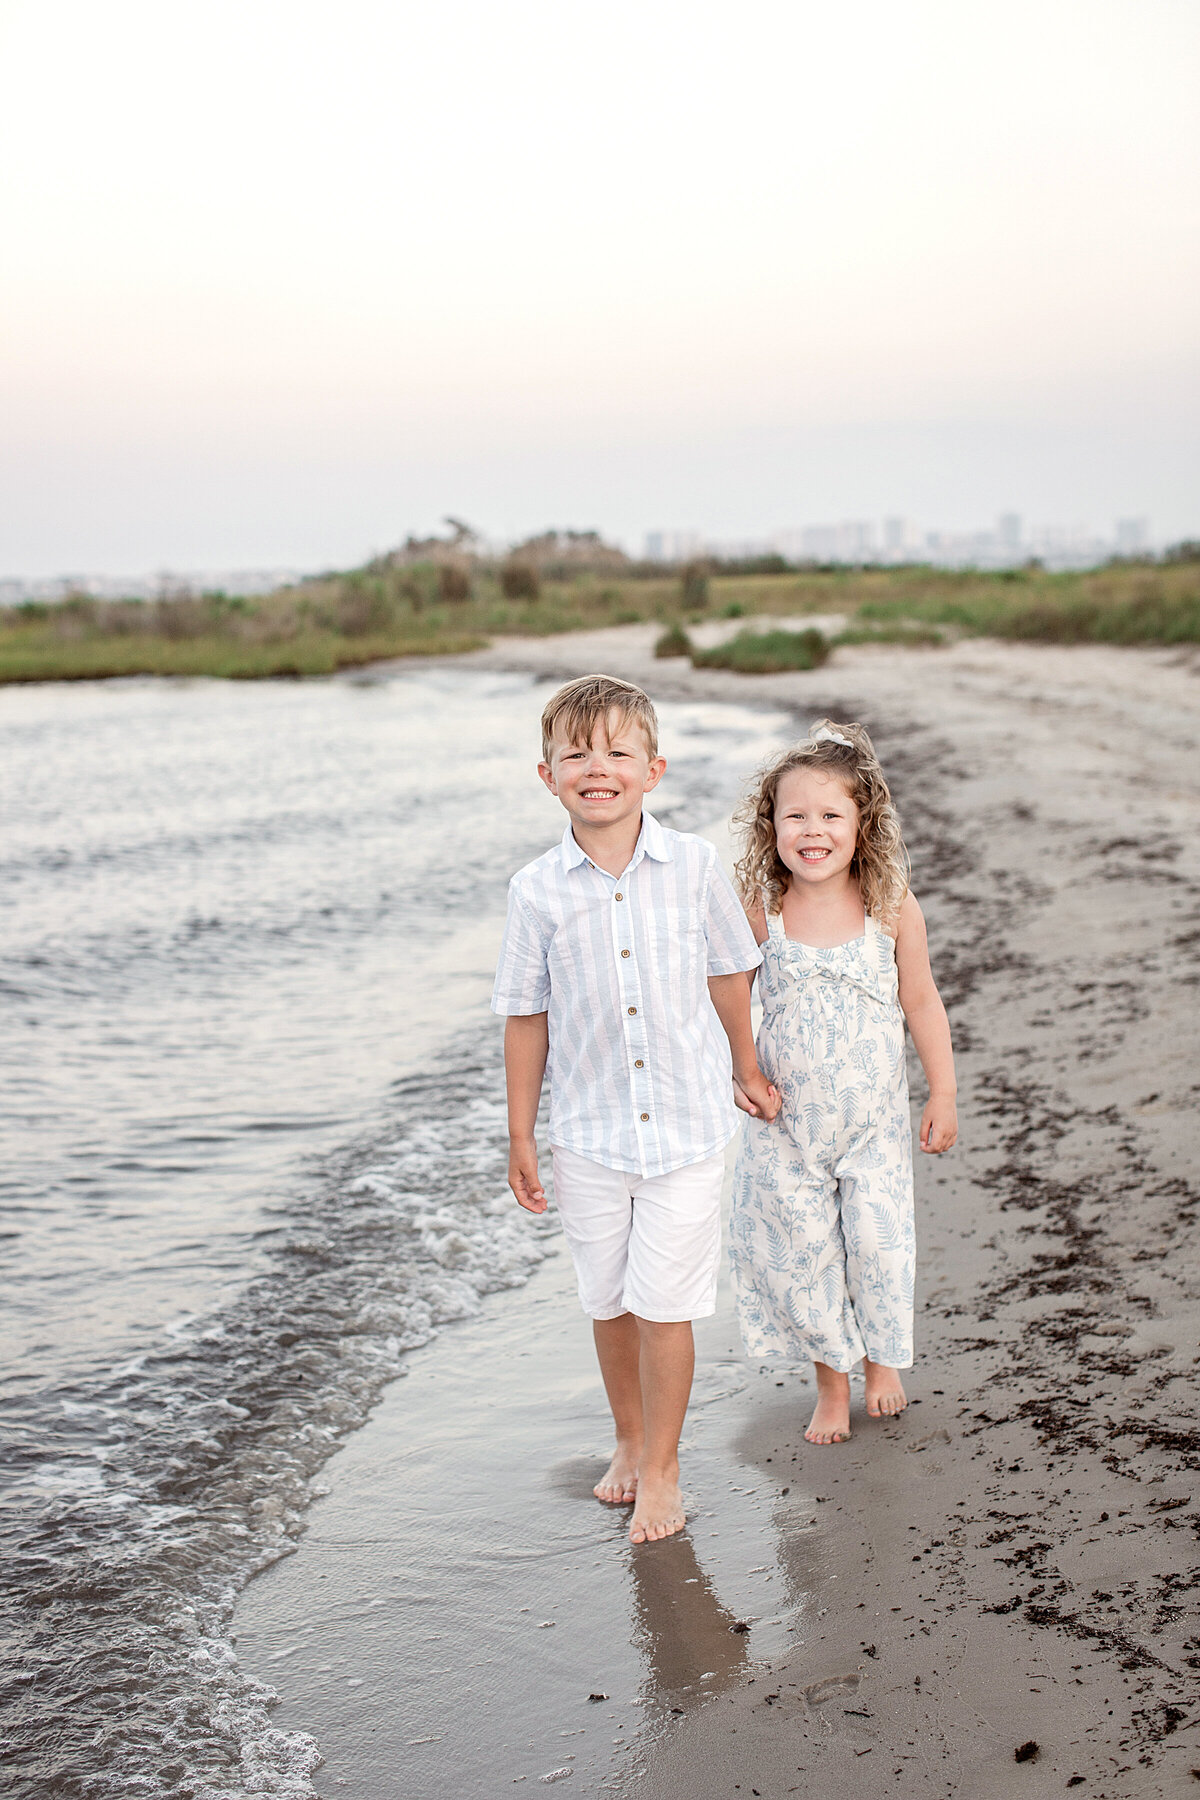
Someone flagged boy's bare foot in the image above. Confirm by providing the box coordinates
[628,1472,686,1543]
[864,1359,907,1418]
[805,1361,852,1444]
[594,1445,639,1505]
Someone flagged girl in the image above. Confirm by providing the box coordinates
[729,720,956,1446]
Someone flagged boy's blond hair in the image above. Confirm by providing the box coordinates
[540,673,659,761]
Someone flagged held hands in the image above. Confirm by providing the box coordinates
[733,1066,781,1123]
[508,1136,547,1212]
[919,1093,958,1154]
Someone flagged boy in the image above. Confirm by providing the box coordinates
[491,673,778,1545]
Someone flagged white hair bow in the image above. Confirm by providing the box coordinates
[810,726,854,749]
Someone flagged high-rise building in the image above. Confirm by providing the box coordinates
[883,517,921,554]
[643,530,703,562]
[840,522,875,558]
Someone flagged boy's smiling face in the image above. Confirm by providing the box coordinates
[539,708,666,838]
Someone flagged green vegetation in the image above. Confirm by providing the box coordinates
[0,586,485,683]
[654,621,693,659]
[692,627,831,674]
[2,544,1196,684]
[850,560,1200,645]
[831,620,946,648]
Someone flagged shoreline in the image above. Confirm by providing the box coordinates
[236,627,1200,1798]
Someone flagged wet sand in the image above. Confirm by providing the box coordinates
[235,627,1200,1798]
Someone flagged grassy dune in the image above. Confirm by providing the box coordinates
[2,556,1196,683]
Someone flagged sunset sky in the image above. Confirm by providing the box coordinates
[2,0,1197,574]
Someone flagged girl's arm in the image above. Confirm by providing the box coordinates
[894,891,958,1153]
[730,895,775,1117]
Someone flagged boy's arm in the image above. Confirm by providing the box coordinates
[894,892,957,1153]
[504,1013,549,1211]
[708,972,779,1122]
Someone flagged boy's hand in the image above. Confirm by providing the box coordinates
[919,1094,957,1154]
[508,1136,547,1212]
[734,1067,781,1122]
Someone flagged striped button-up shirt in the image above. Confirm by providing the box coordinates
[491,811,762,1178]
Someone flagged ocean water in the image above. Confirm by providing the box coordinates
[0,665,788,1799]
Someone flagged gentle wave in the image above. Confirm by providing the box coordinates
[1,1033,551,1800]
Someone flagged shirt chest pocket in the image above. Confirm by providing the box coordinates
[639,902,706,970]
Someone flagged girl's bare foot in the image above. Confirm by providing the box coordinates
[863,1358,907,1418]
[628,1470,686,1543]
[805,1362,851,1444]
[594,1443,640,1504]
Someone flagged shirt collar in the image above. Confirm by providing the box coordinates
[560,809,673,873]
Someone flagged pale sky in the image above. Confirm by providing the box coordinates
[2,0,1198,574]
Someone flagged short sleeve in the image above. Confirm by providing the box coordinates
[490,882,552,1015]
[702,852,763,976]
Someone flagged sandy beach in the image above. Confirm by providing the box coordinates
[234,627,1200,1799]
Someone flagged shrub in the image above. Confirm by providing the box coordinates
[692,627,830,674]
[499,559,541,601]
[654,622,693,658]
[153,595,213,640]
[680,559,711,610]
[438,559,472,603]
[331,584,398,637]
[104,600,152,636]
[53,593,100,638]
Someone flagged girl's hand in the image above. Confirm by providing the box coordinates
[919,1095,957,1154]
[734,1071,781,1122]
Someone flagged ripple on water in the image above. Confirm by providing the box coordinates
[1,1036,553,1800]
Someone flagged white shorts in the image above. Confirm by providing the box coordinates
[550,1146,726,1323]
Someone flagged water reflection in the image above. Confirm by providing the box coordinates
[628,1530,749,1718]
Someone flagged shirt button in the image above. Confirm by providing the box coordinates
[627,1006,637,1015]
[634,1059,644,1068]
[640,1112,650,1122]
[615,892,623,901]
[621,948,630,958]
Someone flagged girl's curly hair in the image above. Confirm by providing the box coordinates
[734,719,910,927]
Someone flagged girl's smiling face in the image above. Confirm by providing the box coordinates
[774,767,860,889]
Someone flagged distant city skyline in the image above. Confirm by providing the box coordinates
[0,510,1168,602]
[644,512,1155,571]
[1,1,1197,576]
